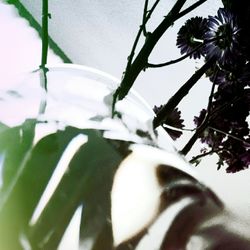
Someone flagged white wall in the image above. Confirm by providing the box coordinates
[2,0,250,228]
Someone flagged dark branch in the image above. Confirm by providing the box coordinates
[153,58,215,129]
[112,0,187,113]
[189,149,216,164]
[147,37,220,68]
[176,0,209,20]
[208,126,250,146]
[41,0,49,67]
[146,0,161,23]
[124,0,161,74]
[147,43,204,68]
[142,0,149,37]
[180,69,218,155]
[181,95,242,155]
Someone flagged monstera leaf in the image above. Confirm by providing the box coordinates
[0,121,127,249]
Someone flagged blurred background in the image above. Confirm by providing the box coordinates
[1,0,250,227]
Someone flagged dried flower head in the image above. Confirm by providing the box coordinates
[176,17,208,59]
[205,8,241,64]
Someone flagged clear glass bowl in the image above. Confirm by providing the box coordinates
[0,64,224,250]
[0,64,176,249]
[0,64,175,147]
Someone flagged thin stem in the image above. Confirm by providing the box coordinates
[40,0,49,92]
[159,79,220,134]
[112,0,187,114]
[160,124,198,132]
[147,43,204,68]
[41,0,49,67]
[180,95,242,155]
[147,37,219,68]
[142,0,149,37]
[153,58,215,129]
[208,126,250,146]
[196,67,218,130]
[189,149,215,164]
[147,0,161,19]
[190,126,250,165]
[39,0,49,113]
[180,68,218,155]
[124,0,161,74]
[176,0,209,20]
[180,118,208,156]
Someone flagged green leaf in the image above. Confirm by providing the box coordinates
[0,119,36,249]
[27,129,124,249]
[0,126,82,249]
[0,119,36,192]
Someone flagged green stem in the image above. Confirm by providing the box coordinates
[41,0,49,67]
[39,0,49,113]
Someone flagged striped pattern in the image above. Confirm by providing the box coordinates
[111,144,250,249]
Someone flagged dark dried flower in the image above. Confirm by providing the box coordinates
[240,150,250,166]
[225,158,247,173]
[194,101,249,172]
[194,108,206,128]
[175,7,250,173]
[176,17,208,59]
[205,8,240,64]
[153,106,184,140]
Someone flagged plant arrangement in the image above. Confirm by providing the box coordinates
[0,0,249,249]
[112,0,250,173]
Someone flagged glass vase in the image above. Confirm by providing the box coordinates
[0,64,220,250]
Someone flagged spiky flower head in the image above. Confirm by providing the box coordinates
[153,106,184,140]
[205,8,240,64]
[176,17,208,59]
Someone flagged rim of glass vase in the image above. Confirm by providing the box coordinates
[45,63,155,117]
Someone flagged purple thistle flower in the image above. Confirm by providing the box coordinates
[205,8,241,64]
[176,17,208,59]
